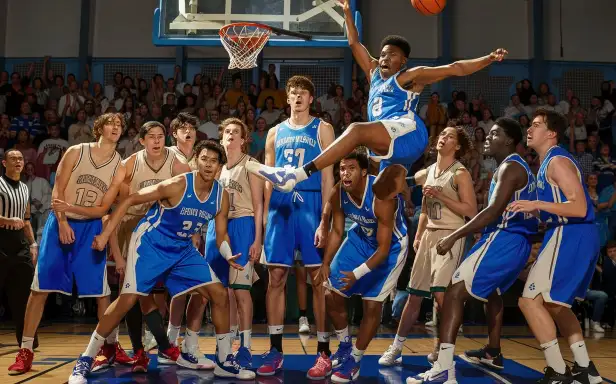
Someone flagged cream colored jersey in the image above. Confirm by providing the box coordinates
[126,148,176,216]
[219,154,255,219]
[424,161,466,229]
[64,143,121,220]
[169,145,195,169]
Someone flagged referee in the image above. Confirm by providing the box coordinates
[0,149,38,348]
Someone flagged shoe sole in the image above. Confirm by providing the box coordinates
[132,366,148,373]
[378,357,402,366]
[306,369,332,380]
[463,354,504,370]
[331,370,360,383]
[8,370,29,376]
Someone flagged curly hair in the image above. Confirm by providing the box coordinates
[92,113,125,141]
[218,117,250,153]
[430,120,474,160]
[286,75,315,97]
[193,139,227,165]
[171,112,198,135]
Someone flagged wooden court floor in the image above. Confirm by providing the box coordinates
[1,322,615,383]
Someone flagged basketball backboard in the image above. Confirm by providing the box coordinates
[153,0,361,47]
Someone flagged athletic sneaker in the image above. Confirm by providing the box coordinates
[144,330,157,351]
[92,343,116,372]
[245,161,296,192]
[331,340,353,368]
[177,340,215,370]
[571,361,602,384]
[464,346,504,370]
[379,344,403,366]
[406,362,456,384]
[131,349,149,373]
[307,352,332,380]
[299,316,310,333]
[257,348,284,376]
[8,348,34,375]
[214,352,256,380]
[331,355,360,383]
[235,346,253,370]
[114,342,135,365]
[67,356,94,384]
[157,345,181,364]
[537,366,573,384]
[590,321,605,333]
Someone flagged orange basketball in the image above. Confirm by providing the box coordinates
[411,0,446,15]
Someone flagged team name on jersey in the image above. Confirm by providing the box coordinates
[179,207,214,220]
[221,178,243,193]
[139,179,165,189]
[536,179,545,191]
[347,212,376,225]
[375,83,395,94]
[76,174,109,193]
[527,180,537,193]
[275,135,318,148]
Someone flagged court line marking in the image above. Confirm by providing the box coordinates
[15,358,76,384]
[457,354,512,384]
[0,348,20,357]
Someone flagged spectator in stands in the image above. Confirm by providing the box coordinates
[571,140,594,180]
[316,83,344,125]
[5,68,33,117]
[10,102,40,140]
[423,92,447,138]
[32,78,48,108]
[105,71,123,100]
[233,99,248,123]
[26,94,43,118]
[0,116,9,149]
[136,78,149,105]
[477,108,494,134]
[246,107,256,131]
[197,109,220,140]
[121,97,134,122]
[504,94,528,119]
[250,116,268,162]
[162,93,177,118]
[23,162,51,242]
[559,88,574,115]
[601,241,616,301]
[593,143,616,191]
[468,97,482,120]
[347,87,365,116]
[12,130,36,165]
[567,96,585,121]
[450,98,466,120]
[566,112,588,141]
[588,134,600,159]
[538,93,564,114]
[37,123,68,176]
[259,96,281,127]
[92,82,109,112]
[537,82,550,105]
[67,109,93,146]
[117,126,142,158]
[518,79,535,105]
[225,74,248,110]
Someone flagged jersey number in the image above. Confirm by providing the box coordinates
[75,188,97,207]
[360,226,374,237]
[177,221,204,237]
[427,202,442,220]
[372,97,383,117]
[284,148,306,167]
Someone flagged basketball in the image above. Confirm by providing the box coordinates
[411,0,446,15]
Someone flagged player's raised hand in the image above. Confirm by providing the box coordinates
[52,198,72,213]
[436,235,456,256]
[91,233,109,251]
[227,253,245,270]
[337,0,351,13]
[489,48,508,62]
[339,270,357,292]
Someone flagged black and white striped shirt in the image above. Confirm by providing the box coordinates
[0,175,29,224]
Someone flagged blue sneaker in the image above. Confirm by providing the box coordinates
[235,346,253,370]
[331,355,360,383]
[406,362,457,384]
[257,348,284,376]
[68,356,94,384]
[245,162,297,192]
[214,352,256,380]
[331,341,353,368]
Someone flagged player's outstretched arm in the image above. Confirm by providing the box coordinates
[215,190,244,270]
[398,48,508,86]
[341,0,377,78]
[321,184,345,268]
[532,157,587,218]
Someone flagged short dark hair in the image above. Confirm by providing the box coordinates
[342,149,370,170]
[607,240,616,250]
[3,148,22,160]
[532,109,568,141]
[381,35,411,58]
[495,117,523,146]
[193,139,227,165]
[286,75,315,97]
[171,112,198,134]
[139,121,166,139]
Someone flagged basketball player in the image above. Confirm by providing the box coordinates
[205,117,264,367]
[314,150,408,382]
[66,140,255,383]
[168,111,197,165]
[254,75,335,377]
[247,0,506,204]
[8,113,126,375]
[406,118,538,383]
[508,110,602,384]
[379,124,476,367]
[92,121,192,373]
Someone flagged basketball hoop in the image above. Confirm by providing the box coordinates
[219,22,272,70]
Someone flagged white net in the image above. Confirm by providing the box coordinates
[219,23,272,70]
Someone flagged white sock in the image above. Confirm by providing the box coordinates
[570,341,590,368]
[21,336,35,351]
[268,325,284,335]
[317,331,330,343]
[230,325,239,337]
[84,332,106,358]
[167,324,180,345]
[240,329,252,349]
[436,343,455,369]
[294,166,309,182]
[335,327,350,343]
[106,326,119,344]
[540,339,567,374]
[216,333,233,362]
[392,334,406,349]
[185,328,199,351]
[351,346,364,363]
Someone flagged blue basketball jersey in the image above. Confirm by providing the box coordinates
[274,118,322,191]
[537,146,595,228]
[368,68,421,122]
[341,175,407,247]
[485,154,538,236]
[141,171,223,241]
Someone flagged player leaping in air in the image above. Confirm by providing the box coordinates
[247,0,507,201]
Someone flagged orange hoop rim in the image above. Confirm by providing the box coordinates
[218,22,272,37]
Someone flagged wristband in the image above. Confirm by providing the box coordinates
[219,240,233,261]
[352,263,371,280]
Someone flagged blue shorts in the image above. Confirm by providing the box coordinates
[31,215,110,297]
[205,216,255,289]
[326,228,408,302]
[263,190,323,267]
[452,230,531,302]
[371,117,429,172]
[523,224,600,307]
[123,222,220,298]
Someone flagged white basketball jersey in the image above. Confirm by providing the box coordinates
[126,148,175,216]
[169,145,195,169]
[219,154,255,219]
[424,161,466,230]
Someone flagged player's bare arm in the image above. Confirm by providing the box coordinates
[398,49,508,89]
[413,197,428,251]
[214,189,244,270]
[172,158,192,175]
[341,0,377,78]
[315,183,344,286]
[248,169,265,261]
[23,202,37,264]
[424,168,477,219]
[262,126,278,227]
[319,121,336,228]
[413,168,428,187]
[315,199,332,248]
[437,162,527,254]
[51,145,81,244]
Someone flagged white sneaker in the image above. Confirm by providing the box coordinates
[299,316,310,333]
[379,345,403,366]
[177,341,216,370]
[144,330,158,351]
[406,362,457,384]
[425,320,437,327]
[591,321,605,333]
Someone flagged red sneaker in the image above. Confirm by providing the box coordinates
[306,352,332,380]
[8,348,34,375]
[131,349,150,373]
[158,345,181,364]
[114,342,135,365]
[92,343,116,372]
